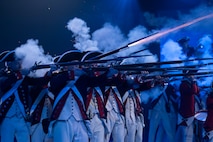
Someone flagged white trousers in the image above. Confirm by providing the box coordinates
[135,115,144,142]
[105,110,125,142]
[1,117,30,142]
[125,120,137,142]
[148,109,176,142]
[31,123,46,142]
[52,116,88,142]
[85,114,105,142]
[208,138,213,142]
[125,115,144,142]
[175,121,194,142]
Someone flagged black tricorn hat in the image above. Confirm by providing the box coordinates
[0,50,10,62]
[81,51,102,61]
[53,55,61,63]
[0,50,16,62]
[57,50,83,63]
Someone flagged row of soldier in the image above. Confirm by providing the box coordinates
[0,49,152,142]
[0,49,213,142]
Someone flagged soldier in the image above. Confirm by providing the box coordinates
[0,50,10,142]
[46,50,89,142]
[148,82,178,142]
[0,50,50,142]
[175,70,199,142]
[122,74,152,142]
[0,50,10,68]
[28,54,57,142]
[30,78,53,142]
[203,82,213,142]
[104,70,127,142]
[28,53,59,142]
[81,51,108,142]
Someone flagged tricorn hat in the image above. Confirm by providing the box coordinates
[0,50,10,62]
[53,55,61,63]
[0,50,16,62]
[81,51,102,61]
[57,50,83,63]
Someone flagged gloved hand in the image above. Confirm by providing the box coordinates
[47,64,58,76]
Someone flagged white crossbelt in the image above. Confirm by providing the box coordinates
[52,81,75,109]
[0,79,24,105]
[30,88,48,115]
[71,85,85,109]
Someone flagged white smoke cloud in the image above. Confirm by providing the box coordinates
[143,4,213,48]
[144,4,213,32]
[67,18,159,64]
[92,23,126,53]
[67,17,99,52]
[120,25,157,58]
[92,23,158,63]
[64,3,213,102]
[140,85,167,104]
[155,4,213,94]
[15,39,53,77]
[161,39,187,68]
[196,35,213,87]
[197,35,213,59]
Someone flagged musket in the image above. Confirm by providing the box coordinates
[143,71,213,79]
[113,66,207,72]
[128,47,149,56]
[160,73,213,83]
[90,32,158,60]
[31,55,150,70]
[103,55,152,61]
[173,62,213,69]
[88,14,213,61]
[116,58,213,68]
[127,71,213,84]
[81,65,211,74]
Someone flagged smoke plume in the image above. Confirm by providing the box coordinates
[15,39,53,77]
[67,17,99,52]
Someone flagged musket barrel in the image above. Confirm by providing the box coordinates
[117,58,213,68]
[31,55,149,70]
[90,32,158,60]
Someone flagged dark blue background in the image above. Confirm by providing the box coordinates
[0,0,211,55]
